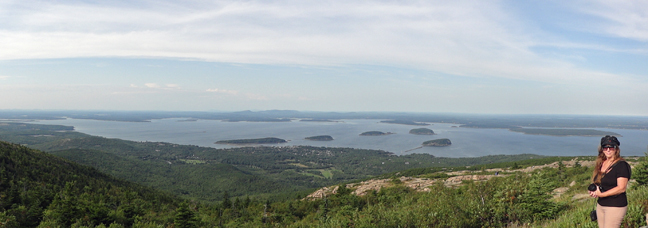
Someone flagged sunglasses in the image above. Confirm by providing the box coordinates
[602,145,617,150]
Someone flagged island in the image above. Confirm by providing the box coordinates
[215,137,287,145]
[380,120,430,126]
[360,131,395,136]
[305,135,334,141]
[422,138,452,147]
[508,128,621,137]
[409,128,436,135]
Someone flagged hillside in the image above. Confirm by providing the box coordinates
[298,157,648,227]
[1,122,550,203]
[0,141,179,227]
[4,138,648,227]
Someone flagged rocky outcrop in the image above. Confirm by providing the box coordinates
[305,158,599,200]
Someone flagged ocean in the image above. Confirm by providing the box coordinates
[30,118,648,158]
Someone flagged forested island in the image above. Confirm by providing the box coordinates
[509,128,621,137]
[422,138,452,147]
[409,128,436,135]
[304,135,334,141]
[215,137,287,145]
[380,120,430,126]
[360,131,394,136]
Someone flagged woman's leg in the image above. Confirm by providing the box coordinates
[596,204,605,227]
[597,204,628,228]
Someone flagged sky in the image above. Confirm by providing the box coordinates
[1,0,648,115]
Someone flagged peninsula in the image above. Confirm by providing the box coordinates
[422,138,452,147]
[215,137,287,145]
[509,128,621,137]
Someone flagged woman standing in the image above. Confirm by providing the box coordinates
[589,135,631,228]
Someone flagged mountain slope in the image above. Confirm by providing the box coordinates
[0,141,178,227]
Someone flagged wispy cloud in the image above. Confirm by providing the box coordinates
[1,0,647,97]
[206,88,238,95]
[206,88,270,100]
[144,83,160,88]
[0,76,9,80]
[2,0,642,85]
[575,0,648,41]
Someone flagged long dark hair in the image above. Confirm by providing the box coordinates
[592,145,623,185]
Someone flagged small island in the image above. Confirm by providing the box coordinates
[422,138,452,147]
[409,128,436,135]
[360,131,395,136]
[305,135,334,141]
[215,137,287,145]
[380,120,430,126]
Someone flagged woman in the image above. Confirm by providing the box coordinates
[589,135,631,228]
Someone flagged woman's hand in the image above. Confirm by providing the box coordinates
[589,189,601,198]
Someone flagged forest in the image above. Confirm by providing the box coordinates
[3,120,648,227]
[3,140,648,227]
[0,122,548,203]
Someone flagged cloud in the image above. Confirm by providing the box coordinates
[144,83,160,88]
[206,88,239,95]
[575,0,648,41]
[0,0,645,88]
[0,76,9,80]
[206,88,271,100]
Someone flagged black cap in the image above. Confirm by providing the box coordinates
[601,135,620,147]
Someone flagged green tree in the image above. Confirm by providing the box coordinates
[173,202,197,228]
[633,152,648,187]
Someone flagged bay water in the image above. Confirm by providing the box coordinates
[31,118,648,158]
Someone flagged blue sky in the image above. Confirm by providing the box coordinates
[1,0,647,115]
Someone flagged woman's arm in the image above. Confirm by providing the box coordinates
[594,177,629,198]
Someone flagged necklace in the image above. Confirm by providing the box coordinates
[602,159,617,173]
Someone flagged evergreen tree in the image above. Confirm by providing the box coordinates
[174,202,197,228]
[634,152,648,187]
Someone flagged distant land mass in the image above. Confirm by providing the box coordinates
[223,118,291,122]
[509,128,621,137]
[305,135,334,141]
[2,110,648,130]
[215,137,287,145]
[380,120,430,126]
[409,128,436,135]
[360,131,394,136]
[300,119,337,122]
[422,138,452,147]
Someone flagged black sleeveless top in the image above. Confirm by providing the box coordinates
[598,160,631,207]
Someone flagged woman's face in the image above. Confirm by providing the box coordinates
[602,146,617,159]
